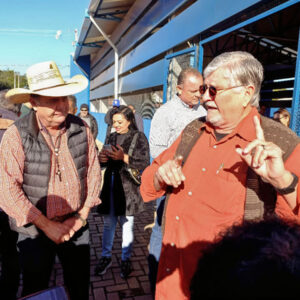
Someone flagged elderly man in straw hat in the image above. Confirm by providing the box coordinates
[0,61,101,300]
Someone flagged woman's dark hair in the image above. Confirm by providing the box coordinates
[111,105,138,131]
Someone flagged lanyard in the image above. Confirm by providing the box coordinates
[48,133,63,181]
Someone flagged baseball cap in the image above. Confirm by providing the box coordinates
[113,99,120,107]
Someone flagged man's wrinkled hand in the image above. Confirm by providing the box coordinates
[154,156,185,190]
[43,220,72,244]
[236,116,287,184]
[63,216,83,235]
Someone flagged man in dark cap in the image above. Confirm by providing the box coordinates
[78,103,99,140]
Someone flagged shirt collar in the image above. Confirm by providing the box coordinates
[174,94,200,110]
[200,107,259,142]
[37,116,66,135]
[235,107,259,142]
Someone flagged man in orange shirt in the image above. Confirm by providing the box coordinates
[0,61,102,300]
[140,51,300,299]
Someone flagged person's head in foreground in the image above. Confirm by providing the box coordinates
[190,217,300,299]
[111,105,138,135]
[273,108,291,127]
[201,51,263,133]
[5,61,88,131]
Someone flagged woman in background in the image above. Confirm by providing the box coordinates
[95,105,150,279]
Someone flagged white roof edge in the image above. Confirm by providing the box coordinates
[74,0,102,61]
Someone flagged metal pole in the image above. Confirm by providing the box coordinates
[290,26,300,135]
[89,13,119,100]
[17,72,20,88]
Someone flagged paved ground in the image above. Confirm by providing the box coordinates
[14,202,155,300]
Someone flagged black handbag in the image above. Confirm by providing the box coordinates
[126,132,141,185]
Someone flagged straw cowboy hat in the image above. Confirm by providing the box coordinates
[6,61,88,103]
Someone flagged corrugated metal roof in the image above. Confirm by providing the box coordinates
[74,0,135,61]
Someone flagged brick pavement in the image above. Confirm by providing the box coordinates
[13,202,155,299]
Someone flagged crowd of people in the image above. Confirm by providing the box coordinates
[0,51,299,300]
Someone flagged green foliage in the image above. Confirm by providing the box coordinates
[0,69,27,90]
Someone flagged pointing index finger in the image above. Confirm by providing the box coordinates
[254,116,265,141]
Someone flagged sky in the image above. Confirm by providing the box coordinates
[0,0,90,79]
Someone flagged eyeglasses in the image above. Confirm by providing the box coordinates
[199,84,245,97]
[81,109,88,112]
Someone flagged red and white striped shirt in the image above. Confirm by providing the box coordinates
[0,118,101,227]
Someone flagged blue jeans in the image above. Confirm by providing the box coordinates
[102,172,134,261]
[148,195,165,294]
[102,215,134,261]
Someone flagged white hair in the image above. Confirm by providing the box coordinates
[204,51,264,107]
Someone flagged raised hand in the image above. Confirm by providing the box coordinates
[236,116,293,195]
[236,116,287,183]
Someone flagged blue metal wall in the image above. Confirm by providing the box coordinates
[91,59,165,99]
[75,0,300,137]
[89,0,261,97]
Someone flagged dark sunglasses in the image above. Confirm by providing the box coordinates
[199,84,245,97]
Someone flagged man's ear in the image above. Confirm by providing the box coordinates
[29,97,38,111]
[242,85,255,107]
[176,85,182,96]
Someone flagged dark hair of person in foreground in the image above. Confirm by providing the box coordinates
[190,217,300,299]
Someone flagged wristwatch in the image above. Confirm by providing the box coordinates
[274,173,298,195]
[75,213,87,227]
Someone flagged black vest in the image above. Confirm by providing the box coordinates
[10,110,88,236]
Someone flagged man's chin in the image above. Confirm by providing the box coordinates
[53,114,67,123]
[206,115,224,128]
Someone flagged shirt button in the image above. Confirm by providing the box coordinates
[166,268,170,272]
[171,242,175,247]
[213,145,217,149]
[188,191,192,196]
[175,216,180,221]
[202,168,206,172]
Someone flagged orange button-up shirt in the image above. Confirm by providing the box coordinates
[140,108,300,300]
[0,117,101,227]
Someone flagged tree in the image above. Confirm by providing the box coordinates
[0,70,27,89]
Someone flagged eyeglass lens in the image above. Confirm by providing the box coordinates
[199,85,217,97]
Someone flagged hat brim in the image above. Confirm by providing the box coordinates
[6,75,88,104]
